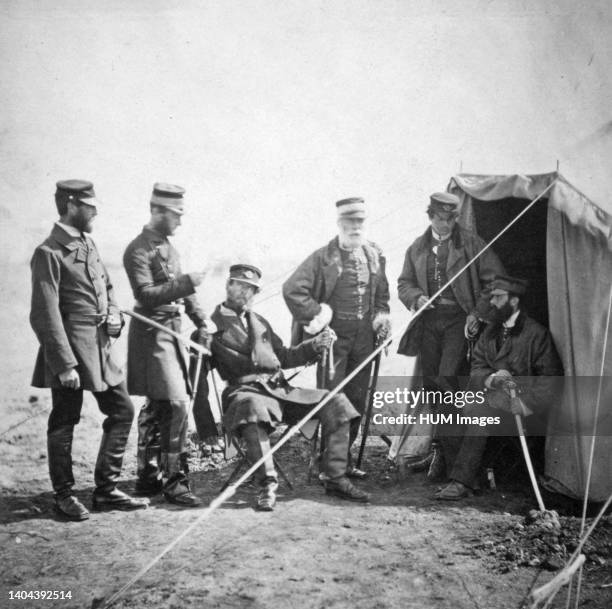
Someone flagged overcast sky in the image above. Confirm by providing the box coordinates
[1,0,611,278]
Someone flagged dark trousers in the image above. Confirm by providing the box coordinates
[47,382,134,498]
[190,366,219,441]
[419,306,470,472]
[324,317,375,451]
[420,305,469,390]
[136,399,189,485]
[445,401,517,489]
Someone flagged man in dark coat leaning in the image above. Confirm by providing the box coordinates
[30,180,148,520]
[397,192,504,478]
[205,264,370,511]
[123,183,211,506]
[282,197,391,478]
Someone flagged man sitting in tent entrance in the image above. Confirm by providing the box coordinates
[436,275,563,500]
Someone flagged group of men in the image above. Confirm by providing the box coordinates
[30,179,561,521]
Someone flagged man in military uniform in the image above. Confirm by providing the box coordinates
[208,264,370,511]
[30,180,148,521]
[436,276,563,500]
[397,192,504,477]
[123,183,211,506]
[282,198,391,478]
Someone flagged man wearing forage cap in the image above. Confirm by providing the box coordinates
[436,275,562,500]
[123,183,213,506]
[202,263,369,510]
[30,180,148,520]
[397,192,505,479]
[283,197,391,478]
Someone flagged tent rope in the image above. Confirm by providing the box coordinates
[572,281,612,608]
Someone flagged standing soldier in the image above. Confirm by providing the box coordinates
[123,183,210,506]
[397,192,504,477]
[30,179,148,521]
[283,197,391,478]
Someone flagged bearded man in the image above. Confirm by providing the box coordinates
[123,183,211,506]
[30,180,148,520]
[436,275,563,500]
[208,264,369,511]
[282,198,391,478]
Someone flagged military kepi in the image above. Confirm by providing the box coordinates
[428,192,460,214]
[490,275,528,295]
[229,264,262,289]
[336,197,367,218]
[55,179,101,207]
[151,183,185,215]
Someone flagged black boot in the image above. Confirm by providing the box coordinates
[321,421,370,503]
[93,429,149,511]
[241,423,278,511]
[161,453,202,507]
[47,424,76,499]
[136,400,162,493]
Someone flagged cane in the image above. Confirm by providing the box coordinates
[356,342,382,469]
[510,387,546,512]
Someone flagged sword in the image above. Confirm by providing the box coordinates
[356,338,383,469]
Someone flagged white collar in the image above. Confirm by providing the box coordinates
[503,309,521,329]
[432,229,451,242]
[56,221,83,238]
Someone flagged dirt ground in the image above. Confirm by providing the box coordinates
[1,267,611,609]
[1,387,611,609]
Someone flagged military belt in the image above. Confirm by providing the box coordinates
[232,371,284,387]
[64,312,107,325]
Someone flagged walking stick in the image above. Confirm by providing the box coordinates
[356,341,382,469]
[510,387,546,512]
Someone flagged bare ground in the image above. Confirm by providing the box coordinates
[1,388,611,609]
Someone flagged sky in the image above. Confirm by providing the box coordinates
[1,0,611,282]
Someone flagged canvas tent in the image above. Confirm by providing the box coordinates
[390,172,612,503]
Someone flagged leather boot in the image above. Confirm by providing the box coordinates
[346,418,367,479]
[93,428,149,511]
[47,424,75,499]
[136,400,162,492]
[159,401,201,506]
[161,452,202,506]
[241,423,278,510]
[54,495,89,521]
[321,421,370,503]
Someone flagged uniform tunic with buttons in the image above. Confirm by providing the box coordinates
[123,226,206,400]
[30,223,124,391]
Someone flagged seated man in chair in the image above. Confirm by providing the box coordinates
[206,263,370,511]
[436,275,563,500]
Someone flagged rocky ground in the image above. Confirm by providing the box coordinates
[1,389,611,609]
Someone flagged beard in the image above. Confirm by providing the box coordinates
[338,232,365,249]
[73,211,93,233]
[491,302,515,325]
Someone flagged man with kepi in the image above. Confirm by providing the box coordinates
[207,264,370,511]
[123,183,211,506]
[30,179,148,520]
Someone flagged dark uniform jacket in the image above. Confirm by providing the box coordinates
[30,223,124,391]
[282,237,390,345]
[123,226,206,400]
[397,225,505,355]
[209,304,358,432]
[469,312,563,415]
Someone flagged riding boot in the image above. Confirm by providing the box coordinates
[322,421,370,503]
[160,400,201,506]
[241,423,278,510]
[92,423,148,511]
[47,424,76,499]
[136,399,162,492]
